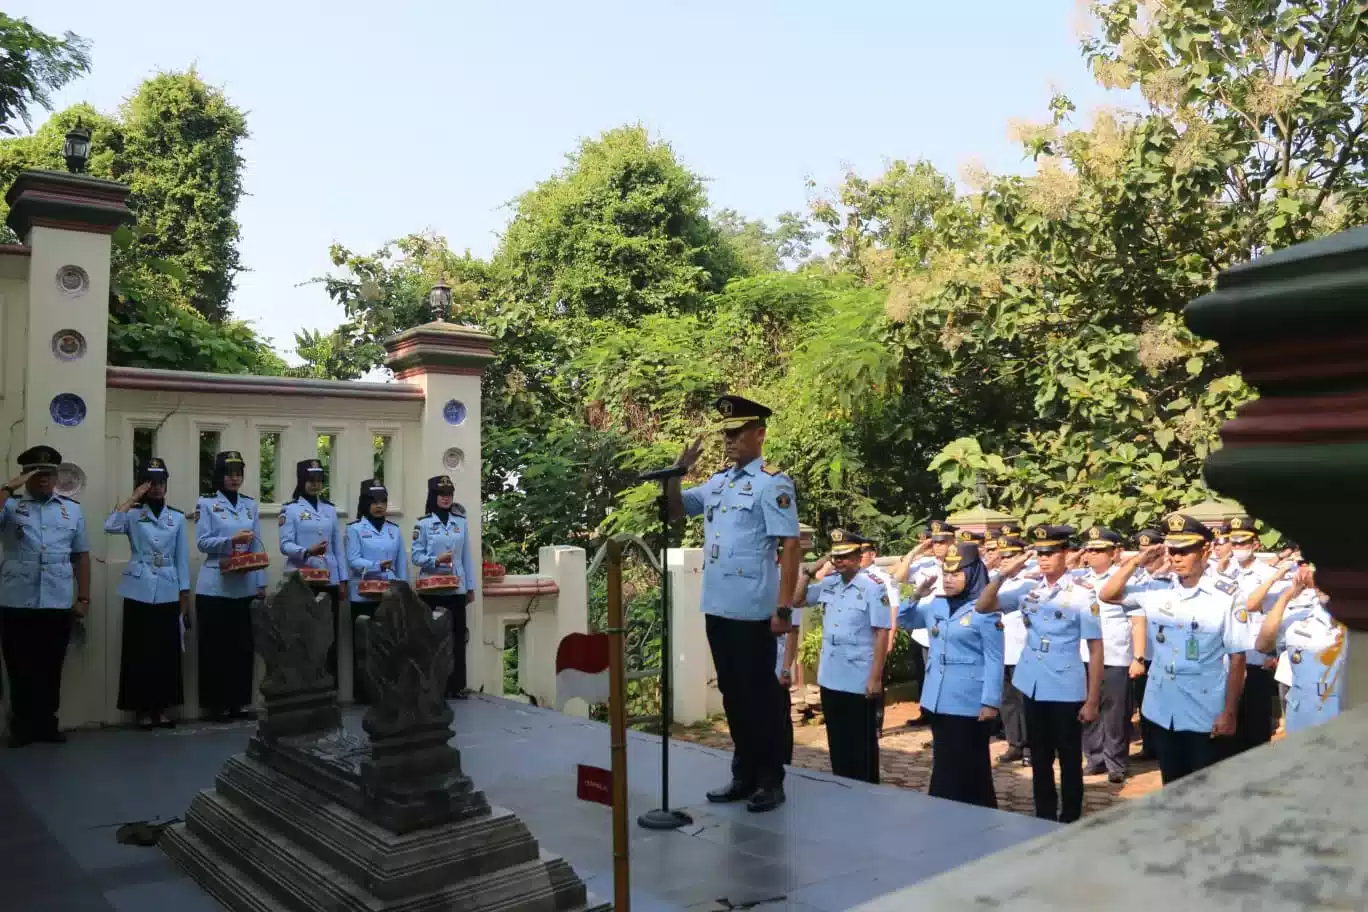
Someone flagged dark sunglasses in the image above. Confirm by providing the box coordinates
[1166,546,1203,557]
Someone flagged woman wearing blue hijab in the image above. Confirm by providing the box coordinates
[898,543,1005,807]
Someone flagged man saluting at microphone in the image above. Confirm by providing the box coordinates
[668,395,802,813]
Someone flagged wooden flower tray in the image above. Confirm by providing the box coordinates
[220,552,269,573]
[296,567,331,584]
[416,575,461,593]
[356,579,390,596]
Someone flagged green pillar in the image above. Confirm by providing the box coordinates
[1185,226,1368,634]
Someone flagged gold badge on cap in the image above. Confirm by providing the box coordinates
[310,459,322,469]
[718,399,734,417]
[831,530,845,543]
[1089,527,1100,540]
[1033,526,1048,540]
[1167,514,1186,532]
[439,475,452,486]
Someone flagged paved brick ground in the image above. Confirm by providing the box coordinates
[675,697,1168,819]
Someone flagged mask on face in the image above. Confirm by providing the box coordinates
[1234,546,1256,565]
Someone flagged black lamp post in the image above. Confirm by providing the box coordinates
[429,278,453,322]
[63,123,92,174]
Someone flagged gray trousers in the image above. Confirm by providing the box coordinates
[1083,665,1131,775]
[1000,664,1027,749]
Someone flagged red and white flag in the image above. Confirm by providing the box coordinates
[556,632,610,710]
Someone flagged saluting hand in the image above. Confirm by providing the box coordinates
[676,435,705,473]
[998,551,1035,580]
[3,470,35,493]
[132,481,152,500]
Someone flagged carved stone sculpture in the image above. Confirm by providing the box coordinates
[163,578,604,910]
[251,573,341,739]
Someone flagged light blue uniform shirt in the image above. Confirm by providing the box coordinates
[278,497,347,586]
[999,575,1103,702]
[0,493,88,609]
[1122,576,1243,732]
[411,509,475,594]
[345,519,408,601]
[194,492,267,598]
[1277,597,1345,735]
[805,571,891,694]
[681,458,800,621]
[899,594,1004,716]
[104,506,190,604]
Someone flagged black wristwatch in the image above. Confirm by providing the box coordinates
[776,605,793,621]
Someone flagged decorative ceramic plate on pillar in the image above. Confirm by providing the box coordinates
[443,399,467,425]
[51,329,87,361]
[55,462,86,498]
[50,393,87,427]
[442,447,465,471]
[55,265,90,298]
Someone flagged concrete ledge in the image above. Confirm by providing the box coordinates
[853,705,1368,911]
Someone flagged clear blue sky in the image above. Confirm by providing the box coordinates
[16,1,1117,362]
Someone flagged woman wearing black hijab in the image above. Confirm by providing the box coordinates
[104,458,190,729]
[193,450,266,722]
[898,542,1004,807]
[344,479,407,703]
[411,475,476,697]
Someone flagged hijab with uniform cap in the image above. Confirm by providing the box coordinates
[356,478,388,533]
[291,459,326,505]
[138,457,170,516]
[943,542,989,613]
[212,451,246,506]
[425,475,456,522]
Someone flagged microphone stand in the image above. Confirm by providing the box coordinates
[637,465,693,831]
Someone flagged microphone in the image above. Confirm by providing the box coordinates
[639,464,688,482]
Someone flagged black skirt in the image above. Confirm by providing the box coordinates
[117,599,184,714]
[196,595,256,712]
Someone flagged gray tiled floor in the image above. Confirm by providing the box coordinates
[0,696,1057,910]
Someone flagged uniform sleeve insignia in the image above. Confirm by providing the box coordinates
[1236,609,1249,623]
[1090,603,1100,616]
[412,526,420,541]
[776,492,792,509]
[278,513,287,527]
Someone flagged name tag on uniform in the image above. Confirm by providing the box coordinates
[1186,636,1199,661]
[1040,637,1051,653]
[710,544,719,560]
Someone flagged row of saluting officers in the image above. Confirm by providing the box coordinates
[0,446,474,744]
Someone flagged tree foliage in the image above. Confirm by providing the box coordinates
[0,14,90,135]
[0,70,275,375]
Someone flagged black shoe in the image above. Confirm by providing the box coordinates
[997,746,1024,765]
[706,780,756,803]
[904,715,931,728]
[746,787,785,813]
[1084,764,1107,776]
[37,730,66,744]
[156,718,177,730]
[1108,771,1126,785]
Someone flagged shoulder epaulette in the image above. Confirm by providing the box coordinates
[418,513,432,521]
[166,505,184,514]
[58,495,80,504]
[1213,578,1238,595]
[320,498,334,506]
[347,518,365,525]
[240,493,255,501]
[384,519,399,527]
[761,464,784,476]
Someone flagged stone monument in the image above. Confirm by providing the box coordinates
[161,574,608,911]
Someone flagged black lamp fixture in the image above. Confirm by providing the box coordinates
[63,121,92,174]
[428,277,453,322]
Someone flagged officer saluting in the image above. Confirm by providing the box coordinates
[0,446,91,746]
[797,530,890,784]
[1100,513,1247,785]
[669,395,801,813]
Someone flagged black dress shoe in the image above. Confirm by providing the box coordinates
[746,787,785,813]
[996,746,1025,765]
[1108,771,1126,784]
[706,780,756,803]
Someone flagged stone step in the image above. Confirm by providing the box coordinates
[166,790,606,911]
[214,753,540,898]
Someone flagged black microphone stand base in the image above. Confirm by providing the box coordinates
[637,807,693,830]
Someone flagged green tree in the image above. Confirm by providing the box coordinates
[0,14,90,135]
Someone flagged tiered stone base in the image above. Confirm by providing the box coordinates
[161,754,608,911]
